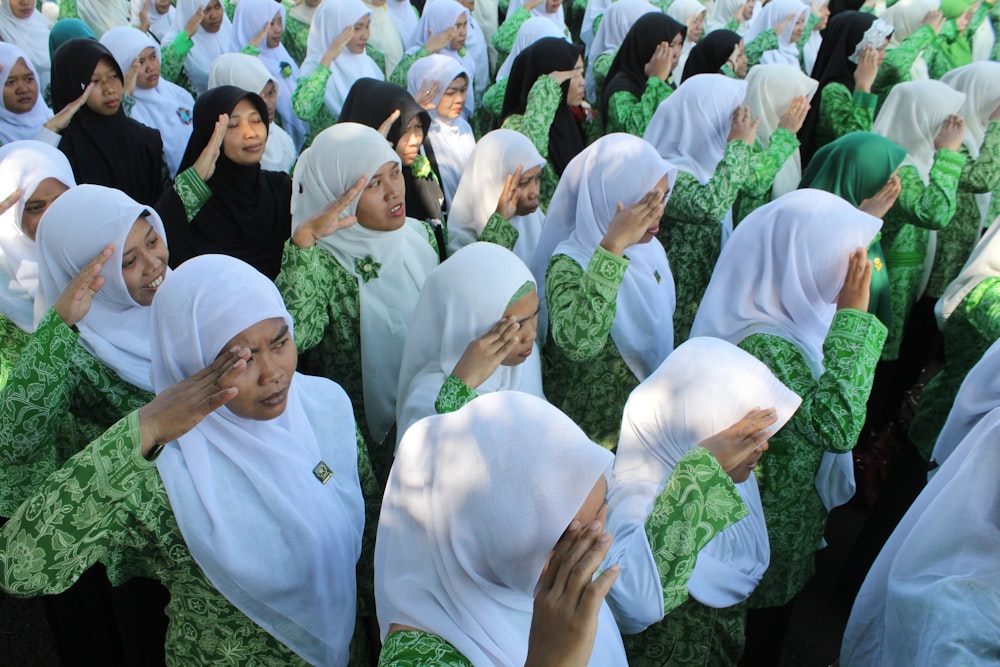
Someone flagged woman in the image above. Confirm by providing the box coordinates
[164,0,235,94]
[208,52,298,173]
[376,390,626,665]
[690,188,886,664]
[874,0,942,101]
[667,0,707,82]
[0,43,53,146]
[339,77,446,242]
[501,36,586,212]
[486,16,567,128]
[100,27,195,178]
[600,13,687,136]
[231,0,308,149]
[404,0,485,103]
[360,0,405,77]
[294,0,384,144]
[682,30,747,81]
[167,86,291,280]
[0,252,375,666]
[395,242,543,441]
[611,337,801,666]
[284,0,320,64]
[405,54,474,206]
[50,38,165,206]
[0,0,52,93]
[131,0,175,42]
[743,0,808,69]
[584,0,658,103]
[447,128,545,262]
[644,73,803,343]
[531,133,676,449]
[277,122,439,483]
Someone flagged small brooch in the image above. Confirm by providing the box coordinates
[177,107,193,124]
[873,257,883,271]
[280,61,293,78]
[654,269,661,283]
[313,461,333,484]
[354,255,382,282]
[411,154,431,179]
[457,47,467,57]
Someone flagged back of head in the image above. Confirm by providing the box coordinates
[799,131,907,207]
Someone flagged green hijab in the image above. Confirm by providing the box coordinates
[799,132,907,327]
[48,19,97,61]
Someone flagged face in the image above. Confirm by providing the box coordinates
[20,178,69,241]
[687,11,706,42]
[201,0,224,33]
[348,15,371,54]
[500,289,539,365]
[545,0,562,12]
[789,12,807,43]
[135,47,161,90]
[355,160,406,231]
[435,74,468,119]
[876,38,889,64]
[266,11,284,49]
[2,58,38,114]
[726,439,769,483]
[8,0,34,19]
[223,98,267,166]
[637,173,669,244]
[514,165,542,216]
[219,317,297,421]
[121,217,169,306]
[450,14,468,51]
[154,0,172,14]
[565,55,585,107]
[728,40,747,78]
[305,0,322,7]
[816,1,830,30]
[669,33,685,72]
[86,57,123,116]
[394,115,424,166]
[259,79,279,124]
[739,0,755,21]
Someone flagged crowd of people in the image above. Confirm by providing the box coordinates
[0,0,997,663]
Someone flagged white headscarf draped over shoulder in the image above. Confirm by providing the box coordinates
[152,254,364,667]
[167,0,235,94]
[585,0,657,99]
[936,215,1000,328]
[0,2,52,93]
[376,391,626,667]
[208,53,297,173]
[608,338,801,621]
[395,242,544,444]
[744,63,819,198]
[101,27,195,177]
[0,43,53,146]
[0,141,75,332]
[530,133,678,382]
[292,122,438,443]
[35,184,169,391]
[447,129,545,262]
[301,0,384,120]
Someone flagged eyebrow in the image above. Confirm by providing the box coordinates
[515,307,540,325]
[122,225,155,258]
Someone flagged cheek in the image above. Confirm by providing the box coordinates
[20,213,41,240]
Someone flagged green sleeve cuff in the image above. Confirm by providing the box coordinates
[852,89,878,110]
[168,30,194,58]
[933,147,967,179]
[825,308,887,366]
[481,212,519,250]
[587,245,629,294]
[434,374,479,414]
[174,167,213,222]
[241,44,261,56]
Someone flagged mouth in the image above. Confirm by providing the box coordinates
[646,225,659,236]
[105,99,120,109]
[144,272,165,290]
[243,143,263,153]
[260,386,288,407]
[519,345,533,358]
[16,96,33,105]
[388,202,404,217]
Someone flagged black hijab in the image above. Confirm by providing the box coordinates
[340,78,445,228]
[501,37,585,178]
[827,0,866,19]
[600,13,687,118]
[173,86,291,280]
[681,30,742,81]
[798,11,877,164]
[51,38,164,206]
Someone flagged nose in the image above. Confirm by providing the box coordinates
[384,175,402,200]
[256,352,282,385]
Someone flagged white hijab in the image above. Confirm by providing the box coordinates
[745,0,807,67]
[231,0,308,148]
[406,0,478,99]
[208,53,297,173]
[447,129,546,262]
[841,404,1000,667]
[301,0,384,121]
[530,133,678,382]
[376,390,626,667]
[744,63,819,198]
[498,15,568,82]
[690,189,882,510]
[707,0,750,33]
[362,0,404,75]
[77,0,130,36]
[668,0,707,80]
[0,44,53,145]
[406,54,475,205]
[0,0,52,92]
[386,0,419,48]
[585,0,657,99]
[291,122,437,443]
[101,27,195,177]
[507,0,567,34]
[580,0,613,52]
[167,0,235,94]
[643,73,746,241]
[935,215,1000,328]
[609,337,801,613]
[130,0,176,41]
[395,242,544,443]
[152,254,365,667]
[882,0,939,80]
[0,141,75,332]
[34,184,167,391]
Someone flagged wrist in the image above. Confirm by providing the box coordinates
[292,227,317,249]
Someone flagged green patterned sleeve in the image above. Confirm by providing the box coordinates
[275,240,337,352]
[960,120,1000,194]
[663,140,753,224]
[390,48,430,87]
[434,375,479,414]
[292,64,332,122]
[644,446,748,612]
[894,151,964,231]
[592,51,614,101]
[546,248,628,362]
[355,427,381,618]
[820,83,876,139]
[379,631,472,666]
[479,212,520,250]
[173,167,213,223]
[928,18,973,78]
[744,29,779,68]
[57,0,77,19]
[501,74,562,161]
[366,44,387,76]
[482,79,507,119]
[742,128,800,197]
[0,315,29,390]
[605,77,672,137]
[491,7,531,59]
[161,31,194,84]
[872,25,935,107]
[0,411,152,597]
[283,15,310,65]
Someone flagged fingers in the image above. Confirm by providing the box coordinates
[73,83,96,110]
[538,520,583,593]
[0,189,22,216]
[75,245,114,286]
[548,520,606,600]
[211,113,228,147]
[378,108,402,137]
